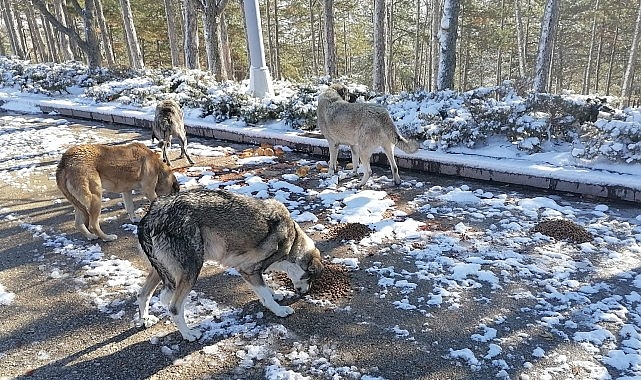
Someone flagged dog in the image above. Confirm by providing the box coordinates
[153,99,194,166]
[317,84,419,187]
[136,189,323,341]
[55,142,180,242]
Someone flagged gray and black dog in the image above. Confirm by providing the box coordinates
[152,99,194,166]
[136,189,323,341]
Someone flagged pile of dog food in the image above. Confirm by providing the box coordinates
[271,261,352,302]
[532,219,593,243]
[308,262,352,302]
[325,222,372,242]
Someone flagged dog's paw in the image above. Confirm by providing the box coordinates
[136,315,160,328]
[85,232,99,241]
[101,234,118,242]
[180,328,202,342]
[272,292,285,301]
[129,215,141,223]
[270,305,294,317]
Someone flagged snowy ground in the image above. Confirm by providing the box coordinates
[1,110,641,379]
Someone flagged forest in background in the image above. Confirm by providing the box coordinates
[1,0,641,103]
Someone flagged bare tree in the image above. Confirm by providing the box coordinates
[32,0,102,68]
[53,0,74,61]
[95,0,115,66]
[201,0,230,79]
[162,0,181,67]
[322,0,337,78]
[514,0,526,78]
[532,0,560,93]
[119,0,144,69]
[25,2,49,62]
[1,0,25,58]
[184,0,200,69]
[436,0,460,90]
[373,0,386,92]
[430,0,442,91]
[622,0,641,103]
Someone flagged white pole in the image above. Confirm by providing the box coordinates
[243,0,274,98]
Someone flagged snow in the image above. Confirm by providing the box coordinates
[1,83,641,379]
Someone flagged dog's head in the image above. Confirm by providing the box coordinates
[275,225,323,293]
[156,167,180,196]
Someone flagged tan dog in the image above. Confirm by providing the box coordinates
[317,84,419,187]
[56,142,180,242]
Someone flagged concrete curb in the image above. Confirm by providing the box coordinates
[38,103,641,204]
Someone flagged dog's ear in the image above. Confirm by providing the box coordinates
[307,253,324,279]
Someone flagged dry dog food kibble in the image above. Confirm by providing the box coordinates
[272,262,351,302]
[532,219,593,243]
[326,223,372,241]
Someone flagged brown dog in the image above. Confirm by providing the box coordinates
[55,142,180,241]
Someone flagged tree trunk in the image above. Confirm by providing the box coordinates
[163,0,181,67]
[514,0,526,78]
[32,0,101,67]
[436,0,460,90]
[413,0,422,89]
[386,1,394,92]
[606,26,619,95]
[594,29,604,93]
[1,0,25,58]
[183,0,200,69]
[532,0,560,93]
[220,12,233,79]
[496,0,506,85]
[119,0,144,69]
[95,0,115,66]
[322,0,337,78]
[309,0,318,76]
[373,0,385,92]
[274,0,281,80]
[622,0,641,102]
[26,2,49,62]
[202,0,230,80]
[430,0,442,91]
[40,3,61,62]
[582,0,599,94]
[266,0,274,70]
[53,0,74,61]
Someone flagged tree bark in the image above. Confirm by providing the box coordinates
[53,0,74,61]
[373,0,386,92]
[309,0,318,76]
[32,0,101,67]
[163,0,181,67]
[183,0,200,69]
[95,0,115,66]
[622,0,641,102]
[202,0,230,80]
[532,0,560,93]
[26,2,49,62]
[582,0,599,94]
[430,0,442,91]
[514,0,526,78]
[322,0,337,78]
[1,0,25,58]
[119,0,144,69]
[436,0,460,90]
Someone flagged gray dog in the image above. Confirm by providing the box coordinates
[317,84,419,186]
[153,99,194,166]
[136,189,323,341]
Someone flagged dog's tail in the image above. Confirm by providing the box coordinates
[394,131,420,154]
[55,161,91,227]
